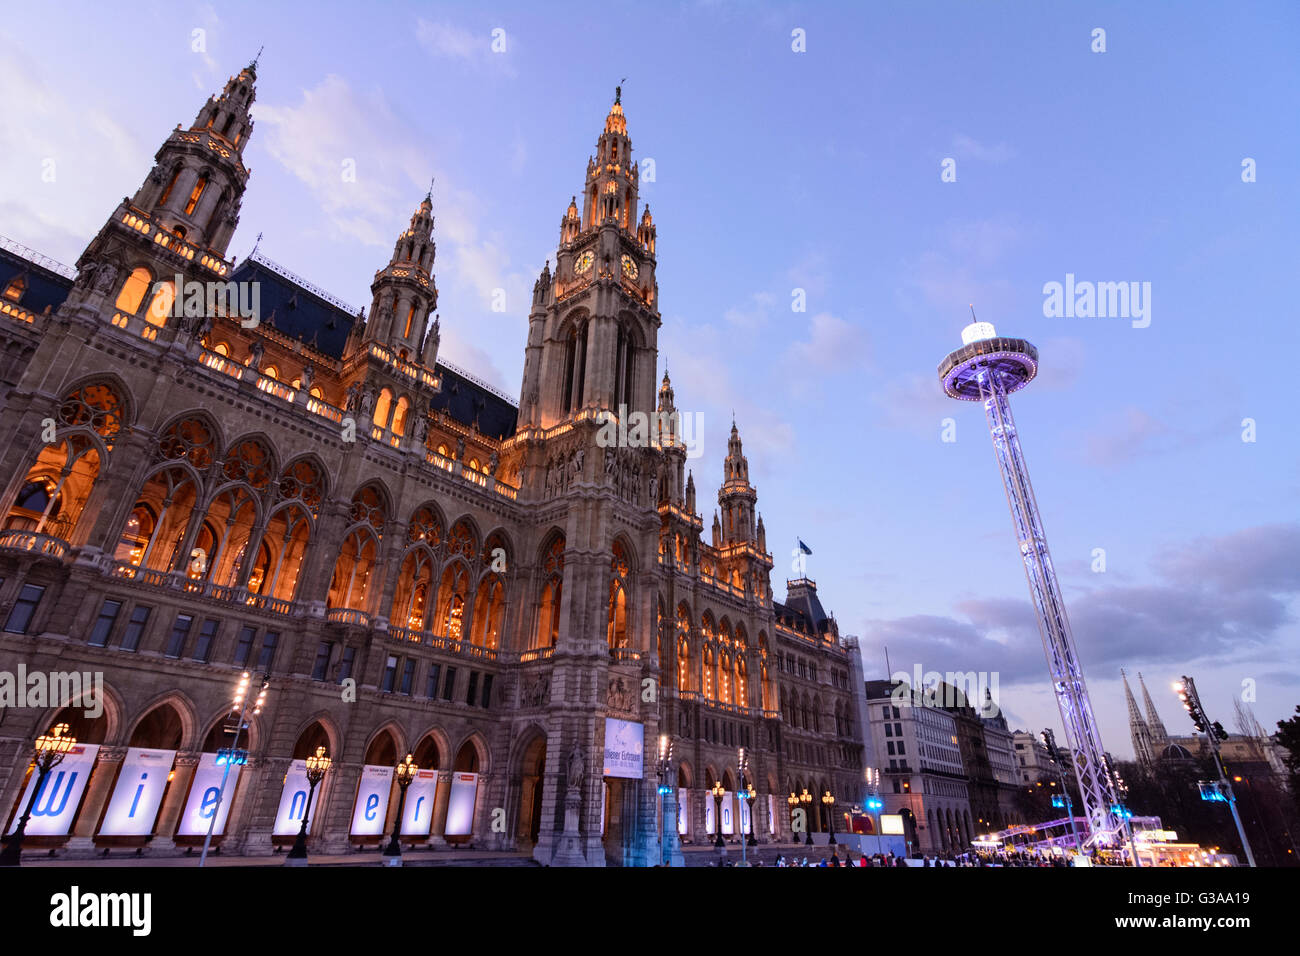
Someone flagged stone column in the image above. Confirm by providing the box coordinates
[64,746,126,857]
[149,751,199,854]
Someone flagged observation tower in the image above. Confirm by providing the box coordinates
[939,317,1123,849]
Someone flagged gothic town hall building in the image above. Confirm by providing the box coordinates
[0,62,868,865]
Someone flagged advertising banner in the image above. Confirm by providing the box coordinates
[881,813,905,835]
[176,752,241,837]
[677,790,688,834]
[6,744,100,836]
[401,769,439,836]
[720,791,734,835]
[602,718,643,779]
[350,764,394,836]
[444,772,478,836]
[99,748,176,836]
[705,792,715,834]
[273,759,324,836]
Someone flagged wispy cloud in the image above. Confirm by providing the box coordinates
[952,133,1015,164]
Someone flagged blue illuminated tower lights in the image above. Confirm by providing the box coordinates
[938,317,1124,851]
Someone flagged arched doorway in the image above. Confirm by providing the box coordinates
[516,733,547,846]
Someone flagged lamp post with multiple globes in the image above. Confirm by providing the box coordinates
[822,790,837,846]
[285,746,331,866]
[0,723,78,867]
[711,781,726,849]
[799,788,813,846]
[743,783,757,847]
[383,753,418,865]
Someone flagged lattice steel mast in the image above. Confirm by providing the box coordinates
[939,318,1122,848]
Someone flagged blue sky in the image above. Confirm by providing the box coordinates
[2,1,1297,758]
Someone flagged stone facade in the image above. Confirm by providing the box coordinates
[0,66,867,864]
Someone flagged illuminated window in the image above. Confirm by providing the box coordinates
[392,396,409,436]
[213,342,230,356]
[184,176,208,216]
[309,386,323,399]
[115,267,152,315]
[374,388,393,430]
[403,304,416,338]
[263,365,279,381]
[146,280,175,327]
[3,278,25,302]
[158,169,180,206]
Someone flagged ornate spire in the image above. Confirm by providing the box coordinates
[1122,669,1156,766]
[1138,673,1168,744]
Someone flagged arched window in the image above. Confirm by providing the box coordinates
[3,277,26,302]
[433,563,469,640]
[184,175,208,216]
[115,268,152,316]
[327,486,386,610]
[473,574,505,648]
[145,279,174,327]
[373,388,393,429]
[393,547,435,631]
[607,539,630,649]
[676,604,692,692]
[535,534,564,648]
[392,396,409,436]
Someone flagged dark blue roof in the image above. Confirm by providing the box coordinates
[0,246,74,315]
[780,579,830,632]
[229,256,358,357]
[431,363,518,441]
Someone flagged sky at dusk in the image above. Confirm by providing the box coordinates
[2,1,1297,758]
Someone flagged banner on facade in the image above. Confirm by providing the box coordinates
[176,752,242,837]
[444,772,477,836]
[272,759,324,836]
[401,769,439,836]
[738,795,750,837]
[6,744,99,836]
[677,789,688,834]
[720,791,734,834]
[768,794,776,834]
[350,764,394,836]
[602,717,643,779]
[99,747,176,836]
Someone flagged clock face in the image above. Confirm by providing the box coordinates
[621,255,639,280]
[575,251,594,274]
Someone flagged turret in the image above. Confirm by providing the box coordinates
[363,191,439,359]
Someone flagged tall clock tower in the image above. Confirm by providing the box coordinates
[519,88,660,429]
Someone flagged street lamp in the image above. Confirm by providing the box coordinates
[743,784,757,847]
[286,746,331,865]
[711,781,726,848]
[383,753,418,865]
[787,792,799,844]
[799,788,813,846]
[736,747,750,866]
[0,723,77,867]
[822,790,837,846]
[201,671,266,867]
[656,734,679,866]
